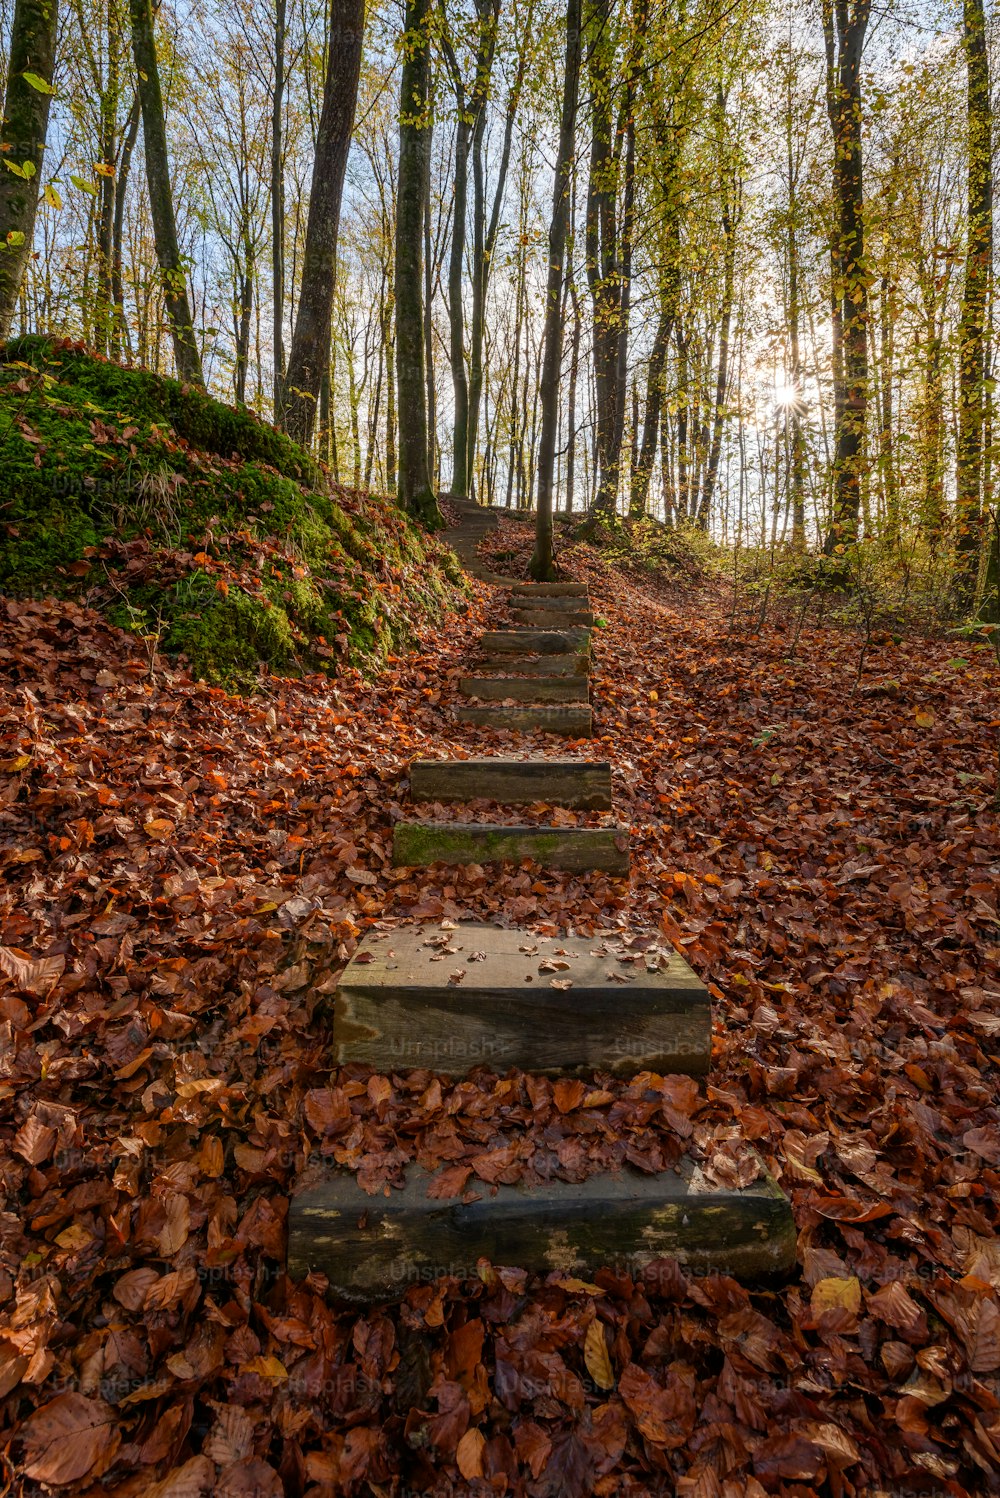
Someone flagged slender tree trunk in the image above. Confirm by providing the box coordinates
[395,0,442,525]
[423,102,436,487]
[444,0,498,496]
[958,0,993,604]
[128,0,204,384]
[384,292,397,491]
[271,0,287,413]
[699,145,737,529]
[111,94,141,361]
[531,0,581,579]
[469,1,520,498]
[280,0,364,445]
[822,0,871,554]
[583,0,618,524]
[0,0,59,338]
[447,109,472,493]
[565,258,581,514]
[786,103,806,549]
[95,4,120,356]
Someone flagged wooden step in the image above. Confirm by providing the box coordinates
[482,628,590,656]
[288,1158,797,1303]
[409,758,613,809]
[455,703,593,735]
[459,676,588,703]
[509,609,595,629]
[508,591,591,611]
[477,652,589,677]
[331,923,710,1077]
[392,821,629,873]
[510,583,589,599]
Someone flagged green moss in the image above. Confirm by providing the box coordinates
[0,338,465,689]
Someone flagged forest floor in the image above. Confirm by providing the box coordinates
[1,530,999,1496]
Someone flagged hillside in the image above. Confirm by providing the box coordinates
[0,338,462,689]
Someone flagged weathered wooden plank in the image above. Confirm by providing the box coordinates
[508,590,591,610]
[476,652,590,677]
[332,923,710,1076]
[409,758,613,809]
[455,703,593,735]
[482,628,591,656]
[509,583,590,599]
[458,676,589,703]
[288,1158,797,1301]
[392,821,628,872]
[509,609,595,629]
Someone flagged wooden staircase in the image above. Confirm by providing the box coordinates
[288,512,796,1301]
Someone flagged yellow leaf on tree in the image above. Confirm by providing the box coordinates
[584,1318,615,1390]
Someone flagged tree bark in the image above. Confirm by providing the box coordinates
[129,0,204,385]
[0,0,60,339]
[821,0,871,555]
[530,0,581,580]
[280,0,364,446]
[271,0,287,413]
[395,0,442,525]
[443,0,497,497]
[468,0,525,499]
[957,0,993,605]
[112,94,141,361]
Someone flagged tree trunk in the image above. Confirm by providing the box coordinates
[786,98,806,549]
[271,0,287,413]
[468,1,522,499]
[0,0,59,339]
[280,0,364,445]
[821,0,871,555]
[395,0,442,525]
[128,0,204,385]
[957,0,993,605]
[583,0,619,524]
[699,124,736,531]
[443,0,498,497]
[112,94,141,361]
[530,0,581,579]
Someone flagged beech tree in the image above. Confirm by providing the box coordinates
[0,0,59,337]
[531,0,582,579]
[128,0,204,385]
[280,0,364,444]
[395,0,441,525]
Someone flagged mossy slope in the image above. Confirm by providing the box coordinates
[0,336,463,688]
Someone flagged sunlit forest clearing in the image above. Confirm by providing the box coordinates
[0,0,999,1493]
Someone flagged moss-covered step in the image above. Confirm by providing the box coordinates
[409,757,613,808]
[509,608,595,629]
[459,675,588,703]
[509,583,590,599]
[288,1157,797,1302]
[476,652,590,677]
[455,703,593,735]
[392,821,628,872]
[331,922,710,1077]
[481,628,591,656]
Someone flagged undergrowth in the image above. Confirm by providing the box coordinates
[0,336,464,689]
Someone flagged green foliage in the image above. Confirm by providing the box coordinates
[586,515,706,583]
[0,338,463,689]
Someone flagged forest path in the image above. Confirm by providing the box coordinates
[288,537,796,1301]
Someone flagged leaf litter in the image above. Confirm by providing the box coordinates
[0,557,998,1493]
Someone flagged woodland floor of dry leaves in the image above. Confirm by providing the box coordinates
[1,520,999,1496]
